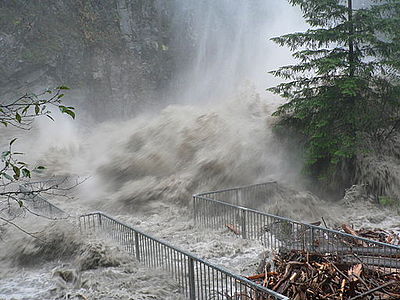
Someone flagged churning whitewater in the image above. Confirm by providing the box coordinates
[1,0,399,299]
[2,89,399,299]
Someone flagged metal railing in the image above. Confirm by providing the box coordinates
[80,212,288,300]
[193,182,400,271]
[18,184,69,219]
[15,180,288,299]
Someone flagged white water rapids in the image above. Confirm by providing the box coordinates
[1,90,399,300]
[1,1,399,299]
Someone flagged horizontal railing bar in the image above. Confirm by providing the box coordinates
[194,181,277,197]
[19,179,59,186]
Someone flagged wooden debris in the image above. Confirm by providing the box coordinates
[246,272,279,280]
[225,224,241,235]
[340,224,400,246]
[348,280,397,300]
[247,250,400,299]
[348,263,362,282]
[309,221,321,226]
[341,224,367,247]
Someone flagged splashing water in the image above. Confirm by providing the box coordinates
[39,88,311,214]
[1,1,399,299]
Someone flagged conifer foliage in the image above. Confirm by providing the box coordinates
[269,0,400,184]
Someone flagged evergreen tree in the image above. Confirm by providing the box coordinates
[269,0,400,188]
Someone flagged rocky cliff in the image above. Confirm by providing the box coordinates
[0,0,184,120]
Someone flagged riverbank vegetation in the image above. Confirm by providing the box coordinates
[269,0,400,199]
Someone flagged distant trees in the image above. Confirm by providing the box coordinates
[269,0,400,189]
[0,87,75,237]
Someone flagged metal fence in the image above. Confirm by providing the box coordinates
[80,212,288,300]
[193,182,400,271]
[18,184,69,219]
[15,180,288,299]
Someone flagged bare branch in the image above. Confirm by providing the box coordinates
[0,215,43,242]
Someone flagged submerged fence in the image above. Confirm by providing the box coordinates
[80,212,288,300]
[15,179,288,299]
[18,184,69,219]
[193,182,400,271]
[19,179,400,298]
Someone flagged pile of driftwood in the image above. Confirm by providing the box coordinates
[341,224,400,246]
[247,250,400,299]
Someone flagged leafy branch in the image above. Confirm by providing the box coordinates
[0,86,75,130]
[0,87,77,239]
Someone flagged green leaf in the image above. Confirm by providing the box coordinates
[1,151,10,159]
[22,168,31,178]
[59,106,75,119]
[15,112,22,123]
[57,85,70,90]
[18,200,24,207]
[1,121,8,127]
[13,165,20,179]
[57,94,64,99]
[35,104,40,115]
[33,165,46,174]
[64,109,75,119]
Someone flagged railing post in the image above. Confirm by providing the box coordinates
[234,190,239,206]
[135,232,140,261]
[193,196,197,225]
[188,257,196,300]
[310,227,316,251]
[98,213,102,229]
[241,208,247,239]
